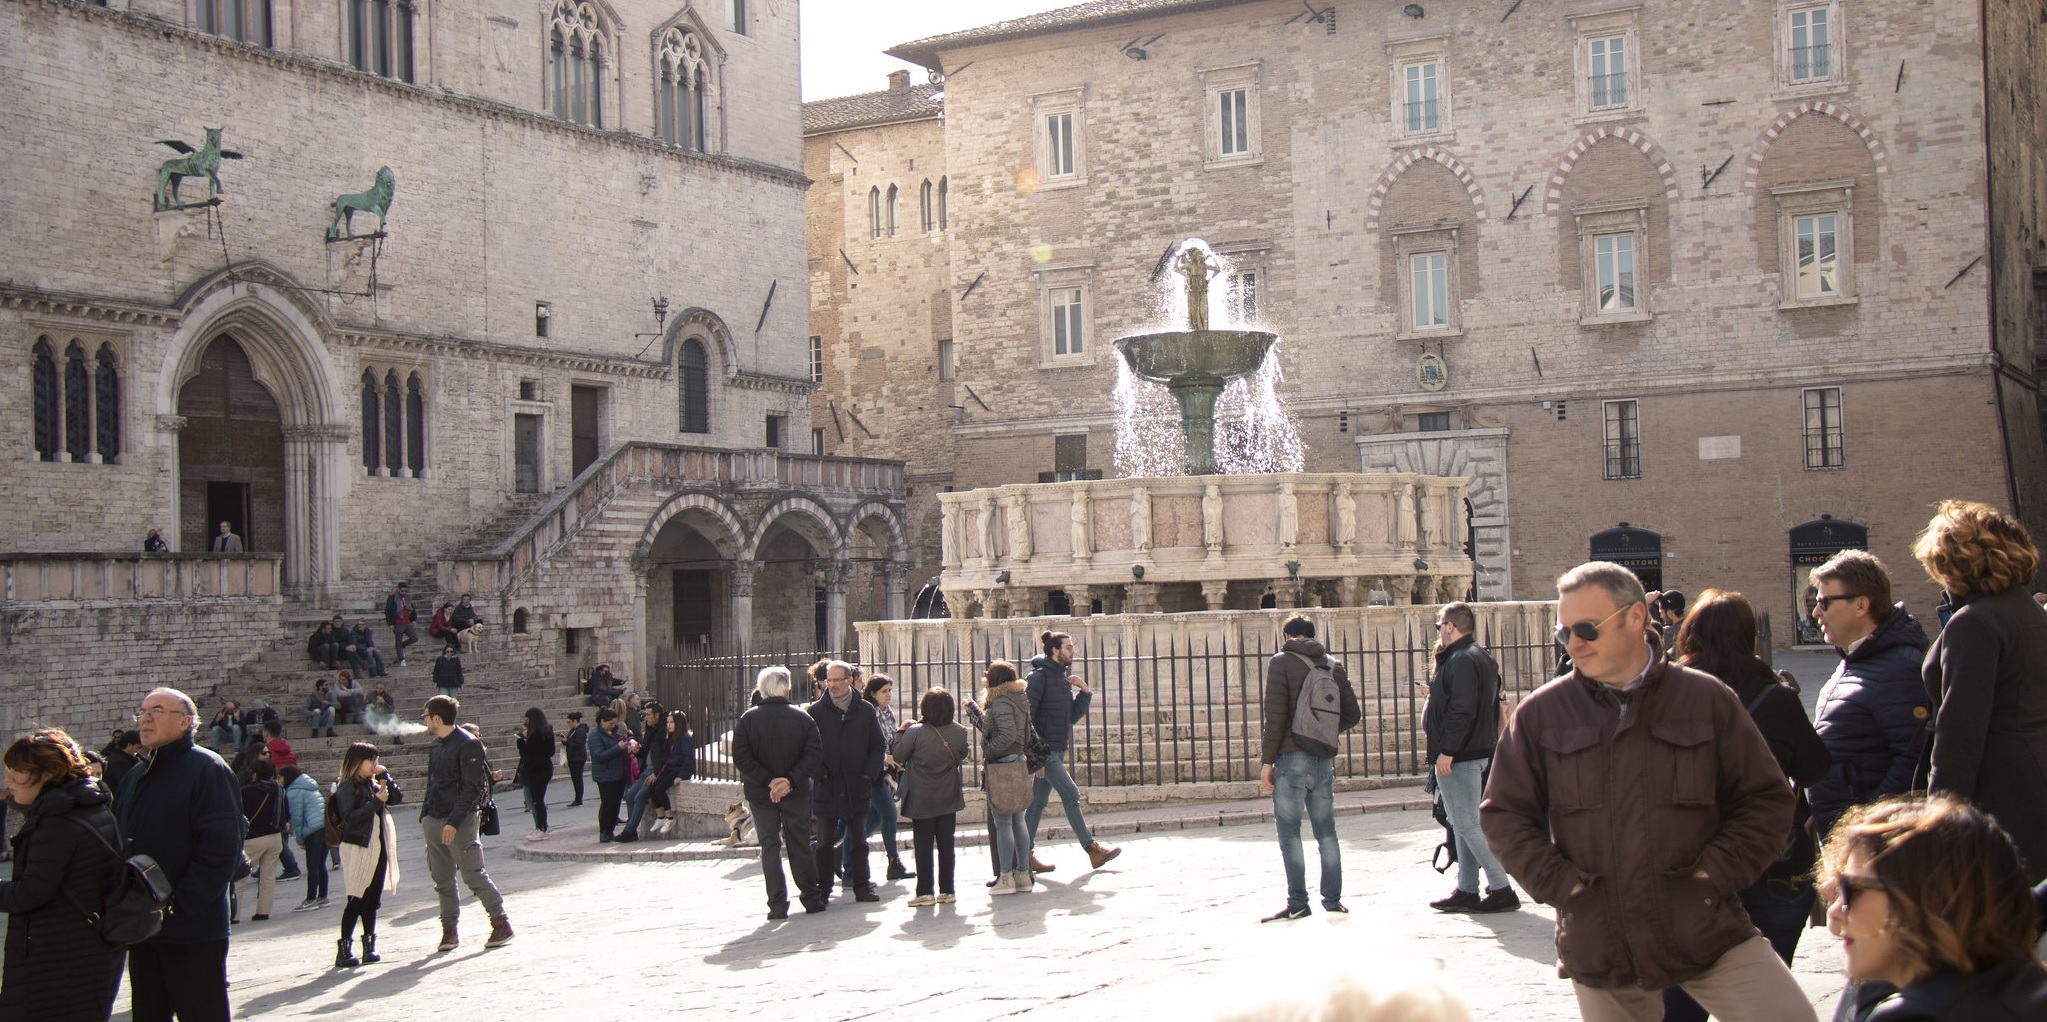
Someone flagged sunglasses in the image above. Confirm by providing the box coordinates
[1828,873,1887,909]
[1813,593,1864,611]
[1554,604,1630,646]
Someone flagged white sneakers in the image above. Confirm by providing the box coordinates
[907,894,937,907]
[524,830,549,842]
[990,873,1019,895]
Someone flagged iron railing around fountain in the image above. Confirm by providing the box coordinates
[655,614,1558,787]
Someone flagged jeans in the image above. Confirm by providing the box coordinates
[1272,750,1342,911]
[866,775,903,861]
[420,813,505,923]
[129,939,230,1022]
[750,796,822,912]
[437,687,460,699]
[361,648,387,677]
[209,723,243,751]
[622,776,653,834]
[911,813,957,897]
[302,833,329,901]
[1663,873,1818,1022]
[596,779,626,839]
[526,773,551,833]
[1439,757,1511,894]
[392,622,418,660]
[1025,748,1094,850]
[307,706,335,732]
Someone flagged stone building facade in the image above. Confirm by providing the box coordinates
[2,0,906,687]
[801,0,2047,637]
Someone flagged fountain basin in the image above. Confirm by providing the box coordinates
[1114,330,1277,385]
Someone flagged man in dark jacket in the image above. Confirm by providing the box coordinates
[732,665,825,919]
[1422,602,1517,914]
[563,711,589,806]
[433,644,465,698]
[1257,615,1362,922]
[616,701,669,842]
[808,660,884,902]
[103,729,143,793]
[383,581,418,667]
[1480,562,1810,1020]
[1808,551,1931,836]
[418,695,511,952]
[1024,631,1122,874]
[116,686,245,1022]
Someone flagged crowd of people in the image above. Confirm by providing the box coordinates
[4,500,2047,1021]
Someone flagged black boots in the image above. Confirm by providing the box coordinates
[887,858,916,881]
[335,938,359,968]
[360,933,380,964]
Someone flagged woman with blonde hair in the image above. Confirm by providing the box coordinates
[1912,499,2047,884]
[1820,795,2046,1019]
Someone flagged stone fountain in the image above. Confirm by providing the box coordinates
[931,239,1474,618]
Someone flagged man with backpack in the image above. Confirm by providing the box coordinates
[1422,602,1517,914]
[1258,615,1361,922]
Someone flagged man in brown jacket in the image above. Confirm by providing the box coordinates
[1479,562,1813,1022]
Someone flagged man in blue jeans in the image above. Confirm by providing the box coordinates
[1258,615,1361,921]
[1024,630,1121,873]
[1422,602,1518,913]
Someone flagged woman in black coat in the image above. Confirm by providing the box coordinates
[0,727,125,1021]
[1913,500,2047,885]
[515,708,555,841]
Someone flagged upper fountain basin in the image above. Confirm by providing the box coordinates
[1114,330,1278,385]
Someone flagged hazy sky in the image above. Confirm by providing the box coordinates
[800,0,1072,102]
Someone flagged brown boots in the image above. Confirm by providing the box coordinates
[484,915,514,948]
[1087,842,1122,869]
[1030,854,1056,874]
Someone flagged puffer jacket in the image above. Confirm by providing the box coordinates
[282,770,324,845]
[589,724,629,784]
[1810,607,1931,835]
[1260,637,1362,764]
[1423,635,1502,763]
[0,776,125,1022]
[1025,654,1092,752]
[1479,660,1794,991]
[982,681,1032,762]
[807,693,885,817]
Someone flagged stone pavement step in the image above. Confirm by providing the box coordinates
[511,781,1431,864]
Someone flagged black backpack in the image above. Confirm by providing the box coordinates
[59,815,175,947]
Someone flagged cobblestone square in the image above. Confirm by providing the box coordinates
[139,796,1849,1021]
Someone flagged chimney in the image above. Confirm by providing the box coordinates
[887,70,910,93]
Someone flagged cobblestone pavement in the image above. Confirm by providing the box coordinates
[107,792,1852,1022]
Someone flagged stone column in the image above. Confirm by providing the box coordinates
[1340,576,1364,608]
[1200,579,1230,611]
[728,558,758,653]
[281,424,348,601]
[881,561,909,621]
[822,560,850,652]
[1274,579,1300,610]
[1126,582,1160,613]
[155,415,187,549]
[1008,586,1040,618]
[1383,574,1416,606]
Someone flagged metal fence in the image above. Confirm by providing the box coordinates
[655,607,1559,787]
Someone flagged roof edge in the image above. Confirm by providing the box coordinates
[886,0,1259,71]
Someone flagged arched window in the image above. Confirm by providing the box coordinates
[868,187,882,239]
[31,339,57,462]
[348,0,416,81]
[920,180,935,232]
[885,184,899,237]
[94,344,119,463]
[549,1,605,127]
[512,607,530,634]
[63,342,90,463]
[360,370,381,474]
[405,372,426,475]
[678,339,709,433]
[657,28,711,152]
[383,369,404,473]
[938,176,948,230]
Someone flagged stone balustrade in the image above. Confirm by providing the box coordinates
[0,553,280,603]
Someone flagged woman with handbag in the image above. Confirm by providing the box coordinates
[332,743,400,968]
[238,759,286,922]
[982,661,1038,896]
[863,675,915,882]
[891,688,970,907]
[0,727,124,1021]
[515,708,555,842]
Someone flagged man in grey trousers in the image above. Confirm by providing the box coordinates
[419,695,512,952]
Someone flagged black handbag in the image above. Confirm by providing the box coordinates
[1024,724,1050,774]
[477,747,502,836]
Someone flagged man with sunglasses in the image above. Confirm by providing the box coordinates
[1805,550,1930,837]
[1480,562,1810,1022]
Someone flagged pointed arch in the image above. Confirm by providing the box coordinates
[1544,125,1682,215]
[1365,146,1488,232]
[1743,100,1890,197]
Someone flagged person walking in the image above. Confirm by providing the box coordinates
[1259,614,1362,922]
[418,695,511,951]
[116,687,244,1022]
[1821,795,2047,1020]
[1661,590,1833,1022]
[281,765,329,911]
[589,708,634,842]
[863,675,915,882]
[383,582,419,667]
[1479,562,1811,1022]
[809,660,885,903]
[1024,631,1120,874]
[892,688,969,907]
[982,660,1037,896]
[731,665,825,919]
[516,708,555,842]
[1420,603,1515,915]
[331,743,400,969]
[0,728,126,1022]
[237,759,286,922]
[562,711,588,806]
[1912,499,2047,885]
[1807,550,1931,837]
